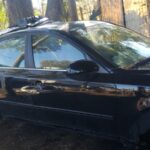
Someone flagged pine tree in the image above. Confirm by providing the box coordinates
[46,0,63,21]
[6,0,33,26]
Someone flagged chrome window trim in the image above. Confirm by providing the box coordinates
[0,66,66,72]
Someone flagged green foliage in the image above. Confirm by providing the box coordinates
[41,60,71,69]
[62,0,69,21]
[34,8,41,16]
[0,0,8,30]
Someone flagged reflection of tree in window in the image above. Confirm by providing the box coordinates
[32,35,64,53]
[33,34,86,70]
[0,36,25,67]
[41,60,71,70]
[138,62,150,70]
[70,23,150,69]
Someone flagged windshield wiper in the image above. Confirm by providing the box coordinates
[129,57,150,69]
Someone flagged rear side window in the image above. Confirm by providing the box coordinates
[0,35,26,68]
[32,34,86,70]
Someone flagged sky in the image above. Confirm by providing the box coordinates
[32,0,47,9]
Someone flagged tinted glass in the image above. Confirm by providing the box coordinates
[69,22,150,69]
[0,35,25,67]
[32,34,86,70]
[138,62,150,70]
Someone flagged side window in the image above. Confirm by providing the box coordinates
[137,62,150,70]
[0,35,26,68]
[32,34,87,70]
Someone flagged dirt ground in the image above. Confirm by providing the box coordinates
[0,119,125,150]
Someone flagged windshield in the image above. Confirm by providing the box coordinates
[69,22,150,69]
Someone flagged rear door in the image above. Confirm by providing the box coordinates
[0,32,38,117]
[0,32,28,100]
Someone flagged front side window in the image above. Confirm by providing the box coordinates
[0,35,26,68]
[32,34,86,70]
[138,62,150,70]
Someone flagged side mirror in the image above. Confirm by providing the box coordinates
[67,60,99,75]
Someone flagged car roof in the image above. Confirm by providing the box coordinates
[32,20,114,31]
[0,20,114,36]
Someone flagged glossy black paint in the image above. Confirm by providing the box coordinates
[0,21,150,146]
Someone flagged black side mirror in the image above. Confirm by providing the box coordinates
[67,60,99,75]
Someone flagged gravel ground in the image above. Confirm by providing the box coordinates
[0,119,125,150]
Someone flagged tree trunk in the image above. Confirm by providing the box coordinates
[6,0,33,26]
[46,0,63,21]
[120,0,126,26]
[90,0,101,20]
[100,0,125,25]
[147,0,150,37]
[68,0,78,21]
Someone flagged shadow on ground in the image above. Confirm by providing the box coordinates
[0,119,125,150]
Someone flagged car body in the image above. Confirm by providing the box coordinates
[0,17,150,146]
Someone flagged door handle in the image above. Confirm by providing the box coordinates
[21,81,43,94]
[21,85,40,94]
[21,80,60,94]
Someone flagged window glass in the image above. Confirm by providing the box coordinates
[32,34,86,70]
[0,36,25,68]
[69,22,150,69]
[137,62,150,70]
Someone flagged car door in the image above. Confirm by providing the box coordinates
[24,31,91,128]
[0,32,39,116]
[0,32,31,101]
[24,30,117,136]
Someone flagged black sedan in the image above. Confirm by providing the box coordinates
[0,17,150,148]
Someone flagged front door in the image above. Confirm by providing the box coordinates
[27,31,117,136]
[24,31,90,128]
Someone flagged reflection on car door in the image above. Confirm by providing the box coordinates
[25,31,117,137]
[25,31,89,128]
[0,33,38,116]
[0,33,29,100]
